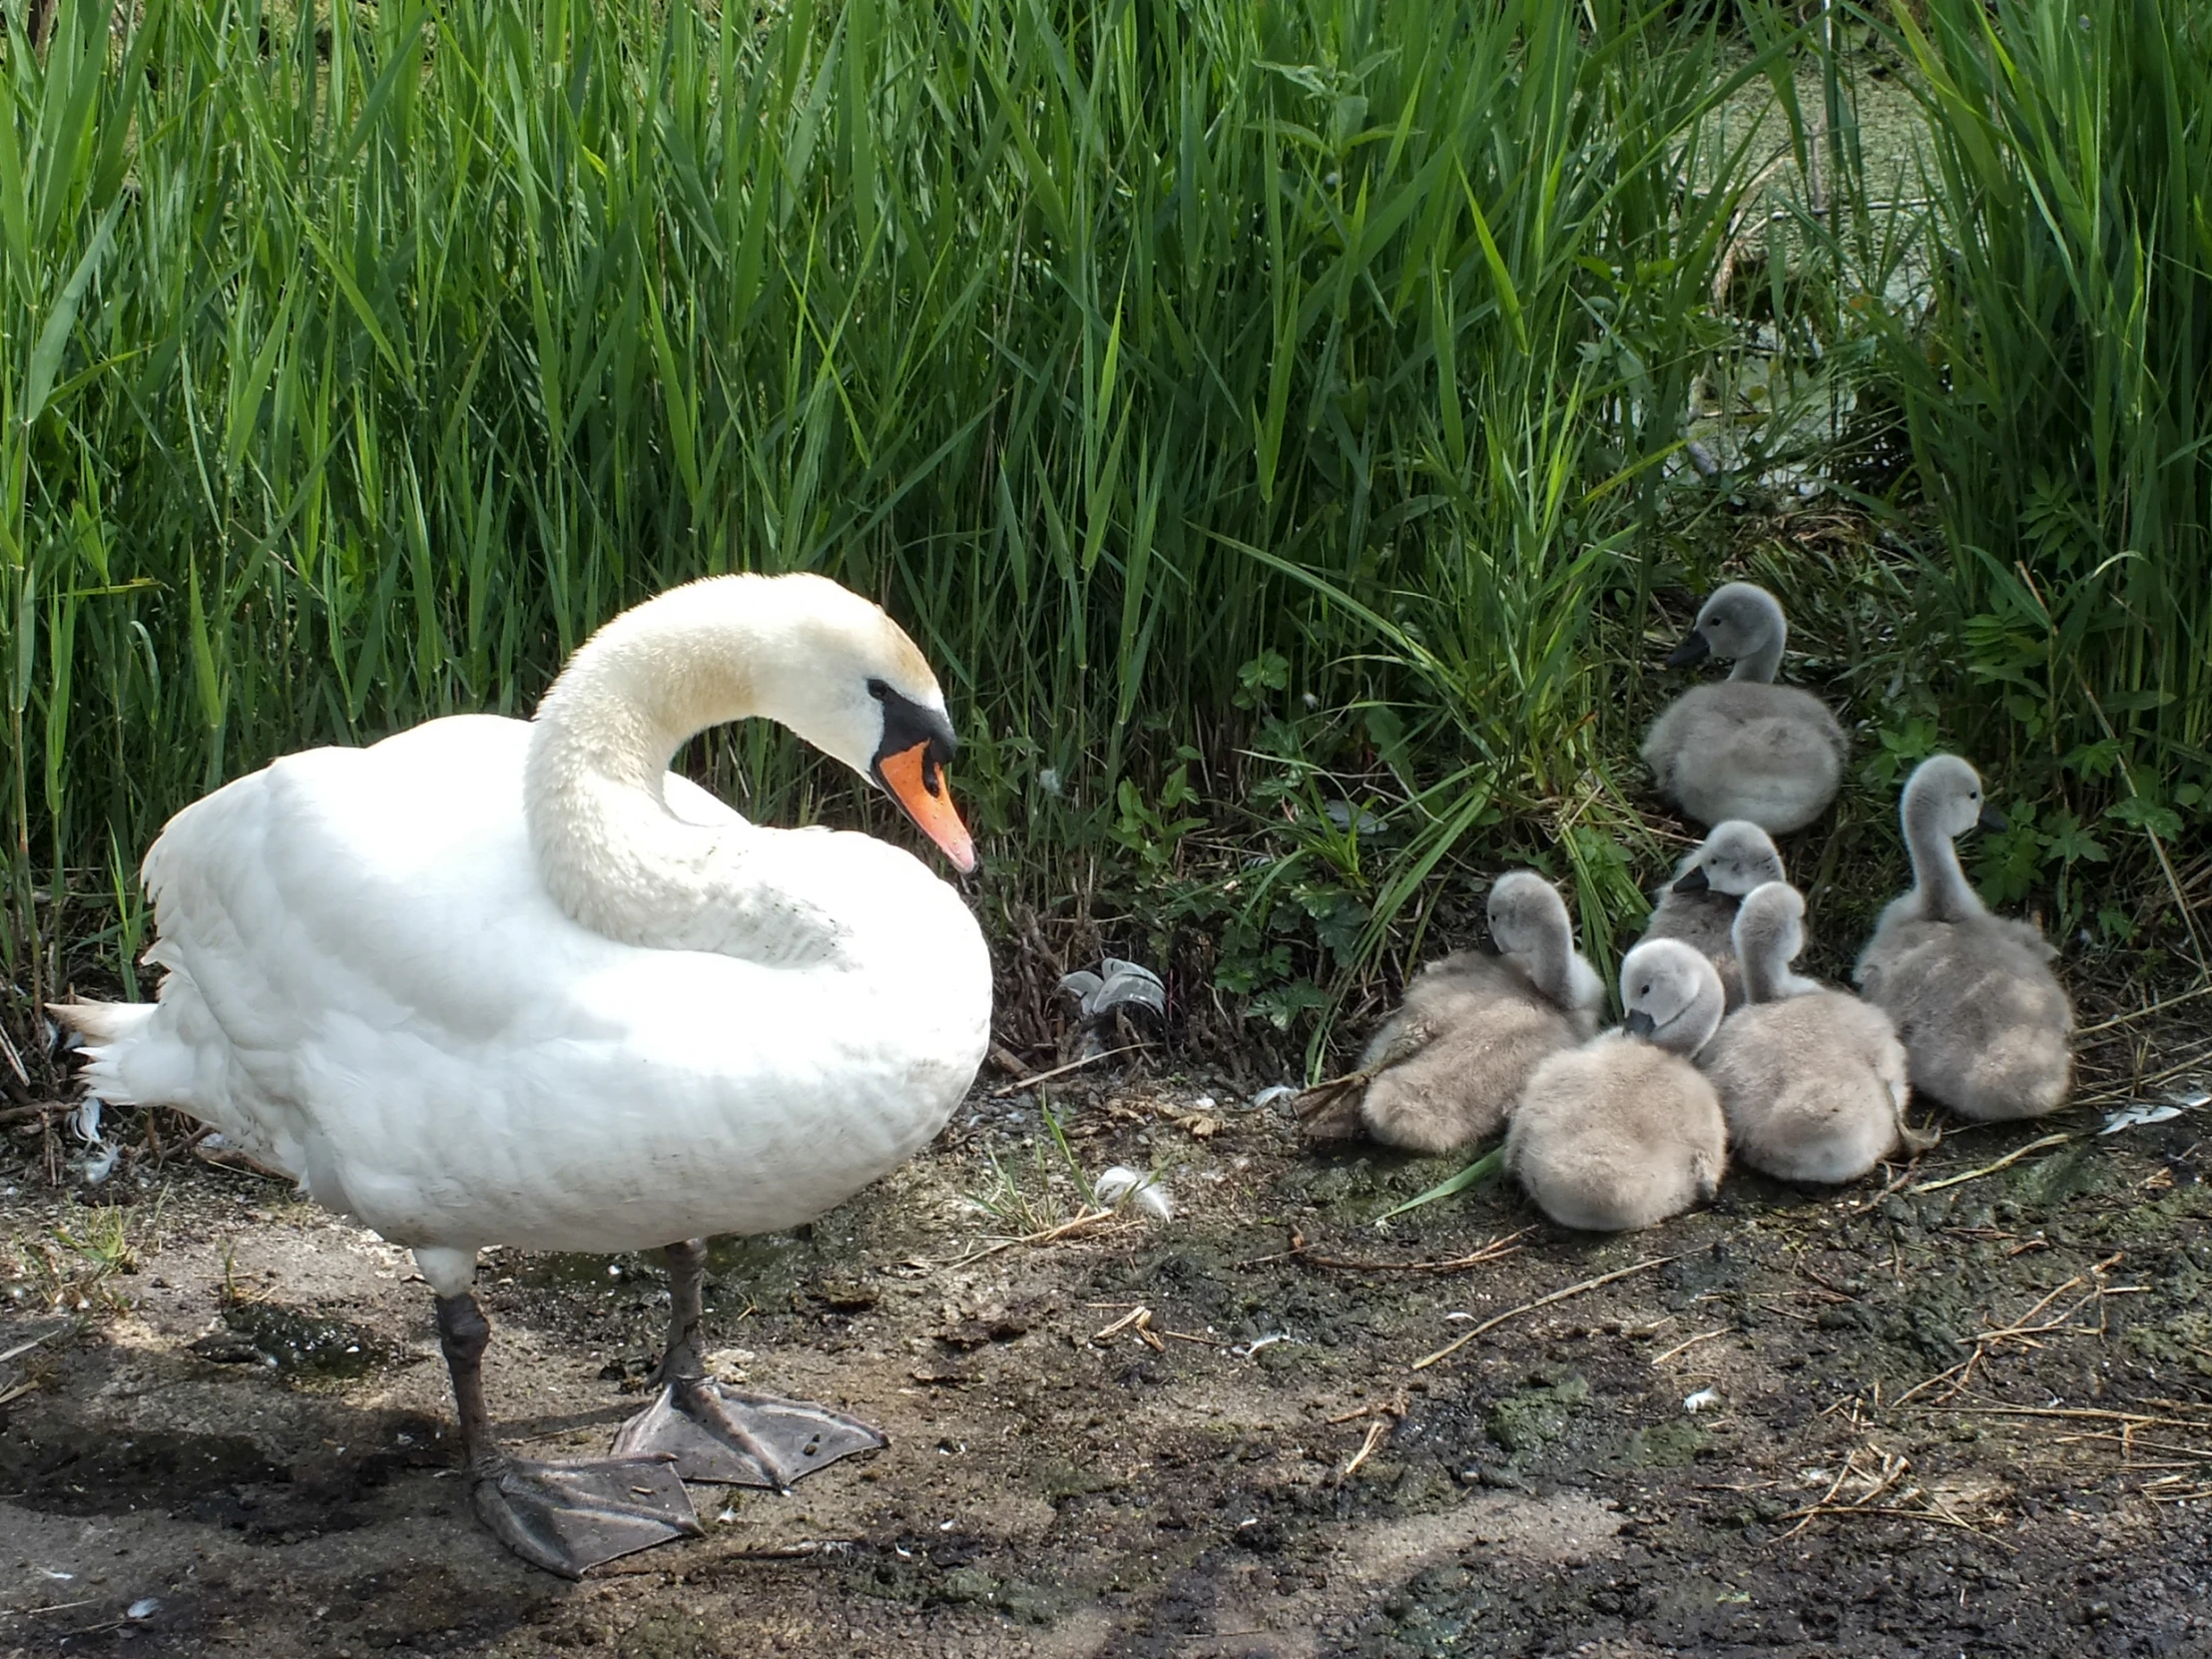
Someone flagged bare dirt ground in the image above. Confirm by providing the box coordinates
[5,1034,2212,1659]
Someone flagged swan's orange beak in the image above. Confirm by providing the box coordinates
[878,743,977,873]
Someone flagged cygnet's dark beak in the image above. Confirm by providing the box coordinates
[1672,864,1711,894]
[1665,630,1712,669]
[1977,804,2009,833]
[1623,1009,1657,1039]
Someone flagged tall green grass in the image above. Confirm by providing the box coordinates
[2,0,1784,1008]
[1864,0,2212,938]
[2,0,2204,1060]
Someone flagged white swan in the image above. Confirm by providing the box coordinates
[1854,754,2072,1120]
[54,572,993,1576]
[1641,582,1846,833]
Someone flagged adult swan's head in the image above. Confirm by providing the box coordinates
[526,570,976,886]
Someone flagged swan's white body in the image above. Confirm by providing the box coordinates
[68,575,992,1271]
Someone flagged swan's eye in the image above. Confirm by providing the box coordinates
[866,679,890,702]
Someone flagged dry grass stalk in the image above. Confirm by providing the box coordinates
[1651,1328,1728,1367]
[1248,1228,1528,1275]
[1411,1255,1678,1371]
[941,1208,1131,1271]
[1891,1252,2129,1406]
[1341,1420,1389,1479]
[1908,1132,2076,1196]
[1772,1443,2009,1548]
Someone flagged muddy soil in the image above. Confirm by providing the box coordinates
[5,1055,2212,1659]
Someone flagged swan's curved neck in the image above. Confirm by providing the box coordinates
[1737,912,1801,1003]
[521,580,847,955]
[1730,608,1786,684]
[1510,925,1575,1010]
[532,608,762,799]
[1903,797,1984,924]
[1738,921,1782,1004]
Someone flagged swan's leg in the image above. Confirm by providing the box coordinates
[609,1238,887,1488]
[432,1287,701,1577]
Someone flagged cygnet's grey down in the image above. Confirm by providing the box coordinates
[1505,939,1729,1232]
[1698,881,1916,1184]
[1854,755,2073,1120]
[1302,871,1605,1155]
[1640,820,1786,1010]
[1641,582,1847,834]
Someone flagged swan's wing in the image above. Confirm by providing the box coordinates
[132,715,989,1251]
[664,771,749,830]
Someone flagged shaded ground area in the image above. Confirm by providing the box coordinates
[5,1040,2212,1658]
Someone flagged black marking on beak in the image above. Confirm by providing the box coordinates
[1624,1009,1657,1039]
[867,681,959,798]
[1977,805,2008,833]
[1665,630,1712,669]
[1672,864,1711,894]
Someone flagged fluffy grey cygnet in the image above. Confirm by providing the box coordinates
[1307,872,1605,1155]
[1641,583,1847,834]
[1854,755,2073,1120]
[1505,939,1729,1232]
[1698,881,1914,1184]
[1640,820,1786,1010]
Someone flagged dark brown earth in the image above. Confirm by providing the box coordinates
[5,1037,2212,1659]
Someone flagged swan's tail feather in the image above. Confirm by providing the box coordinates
[47,999,187,1108]
[50,998,155,1047]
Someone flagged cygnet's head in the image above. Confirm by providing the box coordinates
[1489,869,1601,1011]
[1617,939,1726,1056]
[1673,820,1786,898]
[1665,581,1787,669]
[1490,869,1605,1017]
[1487,870,1570,957]
[1901,753,2006,844]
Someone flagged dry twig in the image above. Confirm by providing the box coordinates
[988,1045,1152,1097]
[2074,982,2212,1037]
[1243,1228,1527,1274]
[1652,1328,1729,1367]
[937,1208,1132,1269]
[1909,1132,2076,1196]
[1892,1253,2126,1406]
[1771,1443,2010,1548]
[1411,1256,1677,1371]
[1341,1420,1388,1479]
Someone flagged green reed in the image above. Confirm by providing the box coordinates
[1868,0,2212,830]
[2,0,1792,1000]
[7,0,2201,1038]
